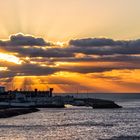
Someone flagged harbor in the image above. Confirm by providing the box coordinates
[0,86,122,111]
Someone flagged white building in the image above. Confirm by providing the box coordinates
[0,86,5,93]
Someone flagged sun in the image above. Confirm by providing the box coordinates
[0,53,22,64]
[55,41,66,47]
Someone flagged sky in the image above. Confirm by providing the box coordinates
[0,0,140,93]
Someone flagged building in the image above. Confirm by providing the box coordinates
[0,86,5,93]
[0,87,53,101]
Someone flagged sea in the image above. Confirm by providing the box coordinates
[0,93,139,140]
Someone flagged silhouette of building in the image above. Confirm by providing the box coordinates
[0,86,5,93]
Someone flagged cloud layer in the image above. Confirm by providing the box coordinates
[69,38,124,46]
[69,38,140,55]
[0,34,140,80]
[1,36,140,58]
[0,33,51,46]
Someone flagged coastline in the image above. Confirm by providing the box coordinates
[0,108,39,118]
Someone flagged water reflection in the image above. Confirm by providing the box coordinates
[0,102,139,140]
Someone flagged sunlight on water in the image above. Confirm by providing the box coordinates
[0,101,139,140]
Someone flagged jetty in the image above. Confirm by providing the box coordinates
[74,98,122,109]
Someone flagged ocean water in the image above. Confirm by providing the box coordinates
[0,96,139,140]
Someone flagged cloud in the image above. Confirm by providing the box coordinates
[0,33,51,46]
[1,56,140,79]
[0,63,59,78]
[17,47,74,57]
[3,47,74,57]
[0,34,73,57]
[68,38,140,55]
[58,64,140,74]
[69,38,124,47]
[2,36,140,58]
[1,35,140,79]
[48,55,140,63]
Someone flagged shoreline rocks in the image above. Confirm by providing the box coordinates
[0,108,39,118]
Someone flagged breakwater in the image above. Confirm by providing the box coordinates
[71,98,122,108]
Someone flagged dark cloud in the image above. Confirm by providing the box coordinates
[0,63,140,83]
[17,47,73,57]
[0,63,59,78]
[48,55,140,63]
[1,56,140,79]
[68,38,140,55]
[6,47,73,57]
[58,64,140,74]
[0,33,51,46]
[1,36,140,58]
[69,38,125,47]
[1,35,140,79]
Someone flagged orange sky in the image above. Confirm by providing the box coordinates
[0,0,140,41]
[3,70,140,93]
[0,0,140,93]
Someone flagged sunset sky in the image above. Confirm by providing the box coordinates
[0,0,140,93]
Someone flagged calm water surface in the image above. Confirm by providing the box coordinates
[0,100,139,140]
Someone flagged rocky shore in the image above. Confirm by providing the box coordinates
[0,108,39,118]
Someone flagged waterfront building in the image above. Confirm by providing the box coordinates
[0,86,5,93]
